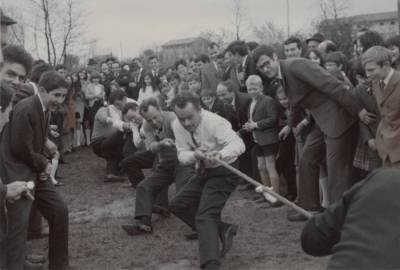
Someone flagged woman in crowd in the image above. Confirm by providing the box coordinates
[137,73,160,104]
[385,35,400,70]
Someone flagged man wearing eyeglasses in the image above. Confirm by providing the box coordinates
[252,45,372,219]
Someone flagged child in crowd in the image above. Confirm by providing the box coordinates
[187,73,202,96]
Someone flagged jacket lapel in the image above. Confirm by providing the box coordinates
[34,95,46,137]
[380,71,400,105]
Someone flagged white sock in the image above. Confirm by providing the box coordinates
[319,177,329,208]
[50,158,59,184]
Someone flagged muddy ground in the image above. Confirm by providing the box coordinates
[30,147,328,270]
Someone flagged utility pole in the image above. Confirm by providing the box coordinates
[398,0,400,34]
[286,0,290,38]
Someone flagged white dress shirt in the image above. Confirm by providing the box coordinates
[173,109,245,168]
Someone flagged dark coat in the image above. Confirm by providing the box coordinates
[280,58,362,138]
[201,62,222,92]
[0,95,49,184]
[302,169,400,269]
[247,95,279,146]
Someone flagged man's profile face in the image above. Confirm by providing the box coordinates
[284,42,302,58]
[141,105,163,130]
[256,54,279,79]
[364,61,387,82]
[57,68,67,78]
[0,61,28,91]
[124,109,142,125]
[216,84,234,104]
[174,102,201,133]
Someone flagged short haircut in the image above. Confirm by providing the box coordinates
[284,36,302,49]
[188,73,200,82]
[361,46,392,67]
[139,97,160,114]
[168,72,181,83]
[174,59,187,69]
[246,41,259,51]
[253,45,275,65]
[2,45,34,75]
[195,54,210,64]
[219,79,239,93]
[200,88,216,97]
[227,40,248,57]
[245,75,263,87]
[172,92,201,111]
[55,64,66,71]
[122,102,139,115]
[359,31,384,53]
[325,51,346,67]
[0,80,14,112]
[385,35,400,50]
[148,55,158,62]
[208,42,219,49]
[304,48,325,67]
[30,63,54,84]
[109,89,126,104]
[38,71,69,92]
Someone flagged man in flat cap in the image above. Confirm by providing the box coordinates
[362,46,400,168]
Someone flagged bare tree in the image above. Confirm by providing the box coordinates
[28,0,86,66]
[316,0,354,55]
[228,0,247,40]
[200,28,231,48]
[253,21,286,45]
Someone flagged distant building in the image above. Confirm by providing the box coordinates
[339,11,399,39]
[161,37,209,68]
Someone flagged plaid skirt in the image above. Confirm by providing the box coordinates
[353,139,369,171]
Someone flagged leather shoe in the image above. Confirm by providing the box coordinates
[287,212,309,222]
[220,224,238,257]
[24,260,43,270]
[26,253,46,264]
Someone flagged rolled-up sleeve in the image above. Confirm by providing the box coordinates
[173,120,197,165]
[217,118,245,161]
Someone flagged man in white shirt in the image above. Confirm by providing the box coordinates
[169,92,245,270]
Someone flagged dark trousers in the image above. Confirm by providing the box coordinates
[298,125,326,210]
[0,180,69,270]
[169,161,240,268]
[92,131,125,175]
[121,150,155,188]
[298,124,358,210]
[135,160,194,221]
[276,132,297,198]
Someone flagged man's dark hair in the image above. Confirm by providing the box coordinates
[139,97,160,114]
[109,89,126,104]
[325,51,347,68]
[208,42,219,49]
[55,64,66,71]
[252,45,275,65]
[385,35,400,51]
[359,31,384,53]
[2,45,34,75]
[122,102,139,115]
[174,59,187,69]
[172,92,201,111]
[227,40,248,57]
[219,79,239,93]
[168,72,181,83]
[284,36,302,49]
[38,71,69,92]
[148,55,158,62]
[30,63,54,84]
[246,41,259,51]
[195,54,210,64]
[0,80,14,112]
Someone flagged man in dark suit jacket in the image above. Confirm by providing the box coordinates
[216,79,255,179]
[253,45,369,216]
[226,40,257,92]
[0,71,74,270]
[302,169,400,269]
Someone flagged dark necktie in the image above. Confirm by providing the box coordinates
[379,80,386,91]
[190,131,205,175]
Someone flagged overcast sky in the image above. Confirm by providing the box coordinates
[83,0,397,57]
[3,0,398,58]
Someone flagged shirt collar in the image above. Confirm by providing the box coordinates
[276,64,283,80]
[37,93,46,112]
[383,68,394,86]
[242,55,248,68]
